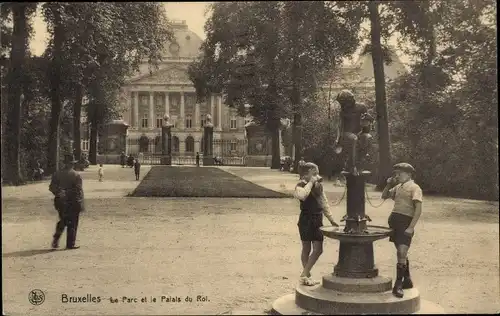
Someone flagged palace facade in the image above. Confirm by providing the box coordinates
[84,20,407,165]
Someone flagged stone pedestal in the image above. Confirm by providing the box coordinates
[161,125,172,165]
[271,171,444,315]
[203,125,214,166]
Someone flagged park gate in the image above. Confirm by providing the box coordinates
[134,138,248,166]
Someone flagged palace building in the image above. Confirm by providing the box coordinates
[87,20,407,166]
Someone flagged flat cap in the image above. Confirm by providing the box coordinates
[393,162,415,173]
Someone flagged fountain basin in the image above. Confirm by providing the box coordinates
[321,225,392,243]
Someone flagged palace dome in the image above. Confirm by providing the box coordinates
[163,20,203,59]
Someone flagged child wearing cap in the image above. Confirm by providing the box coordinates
[381,162,423,298]
[294,162,339,286]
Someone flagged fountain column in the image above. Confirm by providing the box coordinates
[271,90,444,315]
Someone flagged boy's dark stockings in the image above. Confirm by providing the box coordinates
[393,243,414,298]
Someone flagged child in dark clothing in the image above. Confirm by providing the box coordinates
[134,159,141,180]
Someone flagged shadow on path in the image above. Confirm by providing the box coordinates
[3,249,57,258]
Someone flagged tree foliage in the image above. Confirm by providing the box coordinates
[1,2,172,182]
[387,0,498,200]
[189,1,362,169]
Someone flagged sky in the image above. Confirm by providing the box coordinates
[29,2,212,56]
[28,2,411,66]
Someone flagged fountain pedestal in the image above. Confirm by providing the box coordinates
[271,171,444,315]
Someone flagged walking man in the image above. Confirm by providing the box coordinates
[196,152,200,167]
[49,154,85,250]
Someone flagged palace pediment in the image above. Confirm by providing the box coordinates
[130,67,192,85]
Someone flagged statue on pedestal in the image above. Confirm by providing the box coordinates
[162,113,173,127]
[334,90,374,176]
[205,113,214,127]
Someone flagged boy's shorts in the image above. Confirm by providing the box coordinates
[388,212,414,246]
[298,213,324,242]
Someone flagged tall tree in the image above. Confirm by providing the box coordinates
[42,3,68,174]
[368,1,392,188]
[42,2,172,168]
[190,1,362,170]
[3,3,37,185]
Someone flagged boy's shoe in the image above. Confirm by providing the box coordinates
[51,239,59,249]
[299,276,320,286]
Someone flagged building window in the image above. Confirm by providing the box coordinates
[230,141,237,151]
[201,115,207,127]
[172,136,180,152]
[185,136,194,153]
[81,139,89,151]
[185,115,192,129]
[230,117,237,129]
[244,117,252,125]
[156,115,163,128]
[154,136,162,153]
[156,94,164,106]
[171,115,178,128]
[141,113,148,128]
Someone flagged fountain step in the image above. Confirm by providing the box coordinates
[271,294,445,315]
[322,275,392,293]
[294,284,420,314]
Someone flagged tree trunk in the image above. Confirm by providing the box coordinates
[368,1,392,190]
[47,9,64,175]
[73,85,83,160]
[88,118,98,165]
[292,112,302,173]
[4,4,29,185]
[270,124,281,169]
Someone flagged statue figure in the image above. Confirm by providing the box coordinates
[162,113,172,127]
[205,113,214,127]
[334,90,374,176]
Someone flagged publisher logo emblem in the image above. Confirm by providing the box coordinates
[28,289,45,305]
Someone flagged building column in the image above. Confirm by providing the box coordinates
[149,92,155,129]
[133,92,139,128]
[210,94,215,129]
[164,92,170,117]
[217,95,222,131]
[180,92,185,128]
[195,101,200,129]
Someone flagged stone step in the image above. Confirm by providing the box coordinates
[295,284,420,314]
[322,275,392,293]
[272,294,445,315]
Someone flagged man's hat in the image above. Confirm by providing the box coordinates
[393,162,415,173]
[63,154,78,165]
[336,89,355,103]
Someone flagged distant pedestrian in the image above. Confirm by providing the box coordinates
[196,152,200,167]
[98,164,104,182]
[120,152,126,168]
[134,159,141,181]
[49,154,85,250]
[127,154,134,167]
[298,157,306,179]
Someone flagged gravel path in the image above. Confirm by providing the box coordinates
[2,165,499,315]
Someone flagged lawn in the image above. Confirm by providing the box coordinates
[130,166,290,198]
